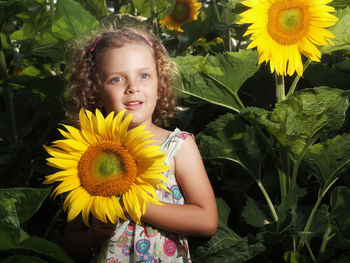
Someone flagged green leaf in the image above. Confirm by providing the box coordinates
[283,251,310,263]
[75,0,108,18]
[0,198,20,249]
[336,58,350,72]
[31,31,65,62]
[133,0,175,19]
[329,186,350,245]
[266,87,349,162]
[0,187,50,224]
[321,7,350,54]
[304,134,350,184]
[0,0,32,28]
[52,0,99,41]
[198,112,269,178]
[198,113,242,162]
[19,236,74,263]
[191,198,265,262]
[242,196,268,228]
[1,255,48,263]
[174,50,259,112]
[304,63,350,91]
[181,7,215,45]
[277,187,307,228]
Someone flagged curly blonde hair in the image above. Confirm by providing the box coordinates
[68,26,177,126]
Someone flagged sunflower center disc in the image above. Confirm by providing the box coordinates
[78,141,137,197]
[267,2,309,45]
[95,153,123,178]
[279,9,301,30]
[171,3,190,22]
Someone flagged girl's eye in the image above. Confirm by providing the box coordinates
[140,73,149,79]
[112,76,123,83]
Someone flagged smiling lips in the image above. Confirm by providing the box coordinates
[125,100,143,110]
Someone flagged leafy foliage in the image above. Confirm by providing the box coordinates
[1,0,350,262]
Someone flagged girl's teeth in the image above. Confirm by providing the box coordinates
[128,102,141,105]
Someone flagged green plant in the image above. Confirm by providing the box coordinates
[1,0,350,262]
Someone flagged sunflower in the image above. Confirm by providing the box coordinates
[238,0,338,76]
[44,109,170,226]
[159,0,202,32]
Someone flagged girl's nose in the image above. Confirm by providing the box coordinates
[126,79,140,94]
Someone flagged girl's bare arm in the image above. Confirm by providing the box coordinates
[141,136,218,236]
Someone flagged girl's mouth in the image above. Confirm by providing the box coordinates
[125,101,143,110]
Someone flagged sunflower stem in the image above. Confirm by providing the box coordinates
[96,238,109,263]
[222,5,232,52]
[239,161,278,222]
[287,59,312,97]
[0,38,17,142]
[49,0,55,24]
[149,0,159,37]
[212,0,222,22]
[43,207,62,239]
[275,73,285,103]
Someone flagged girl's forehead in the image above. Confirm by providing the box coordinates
[97,43,154,61]
[96,44,156,74]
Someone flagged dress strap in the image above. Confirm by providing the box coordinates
[161,128,193,165]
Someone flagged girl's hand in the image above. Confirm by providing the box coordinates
[88,216,118,250]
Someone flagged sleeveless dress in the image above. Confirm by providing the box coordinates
[106,128,193,263]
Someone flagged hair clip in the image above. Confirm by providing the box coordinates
[90,36,103,53]
[144,37,153,47]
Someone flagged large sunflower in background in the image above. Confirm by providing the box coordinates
[238,0,338,76]
[44,109,170,226]
[159,0,202,32]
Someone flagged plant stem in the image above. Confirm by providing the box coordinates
[238,161,278,222]
[319,224,333,255]
[43,207,62,239]
[96,239,109,263]
[305,240,316,262]
[275,73,285,103]
[212,0,222,22]
[0,39,17,142]
[222,7,232,52]
[278,147,289,200]
[291,161,299,190]
[287,59,311,97]
[49,0,55,24]
[297,194,322,250]
[149,0,159,37]
[257,180,279,222]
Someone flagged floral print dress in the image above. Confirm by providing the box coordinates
[106,128,193,263]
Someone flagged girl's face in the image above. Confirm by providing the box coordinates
[97,43,158,129]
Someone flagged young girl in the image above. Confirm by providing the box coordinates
[63,25,218,263]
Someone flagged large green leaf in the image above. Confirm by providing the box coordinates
[191,198,265,262]
[132,0,174,19]
[199,112,270,176]
[0,187,50,224]
[0,0,34,28]
[198,113,242,162]
[265,87,349,162]
[19,236,74,263]
[31,31,65,62]
[75,0,108,18]
[321,7,350,54]
[174,50,259,112]
[277,186,307,228]
[0,198,20,249]
[304,134,350,184]
[1,255,47,263]
[329,186,350,245]
[52,0,99,41]
[242,196,269,228]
